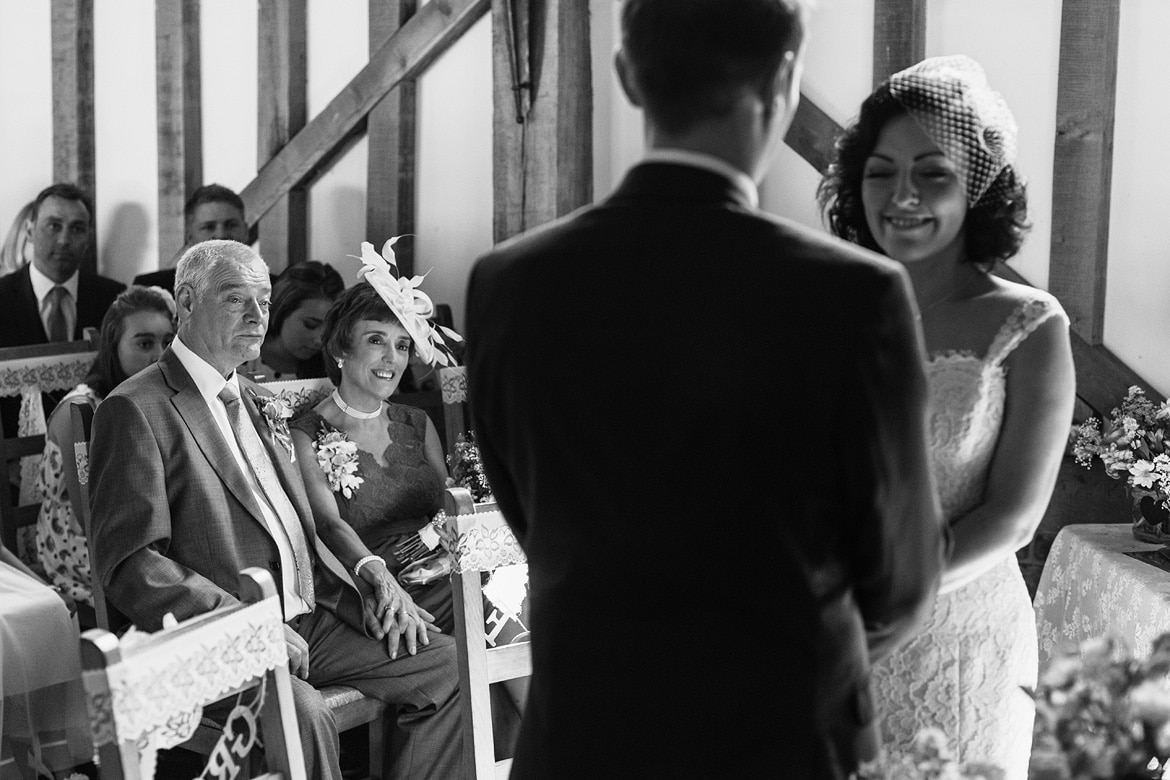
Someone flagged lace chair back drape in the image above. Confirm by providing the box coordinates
[444,487,529,779]
[0,340,97,556]
[79,568,306,779]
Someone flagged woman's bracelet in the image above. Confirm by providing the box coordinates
[353,554,385,579]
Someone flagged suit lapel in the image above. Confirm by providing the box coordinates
[160,352,270,525]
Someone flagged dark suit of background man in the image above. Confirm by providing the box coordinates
[0,183,124,432]
[465,1,946,777]
[133,183,250,294]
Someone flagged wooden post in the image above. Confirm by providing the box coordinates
[367,0,419,276]
[491,0,592,243]
[258,0,308,273]
[51,0,97,274]
[241,0,489,228]
[156,0,202,268]
[1049,0,1120,345]
[872,0,926,88]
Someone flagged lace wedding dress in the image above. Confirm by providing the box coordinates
[872,294,1064,779]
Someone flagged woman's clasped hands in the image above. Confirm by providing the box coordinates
[359,560,441,659]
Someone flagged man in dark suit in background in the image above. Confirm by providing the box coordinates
[134,183,250,293]
[465,1,946,777]
[0,183,124,431]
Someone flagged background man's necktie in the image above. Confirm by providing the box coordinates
[217,383,315,607]
[45,286,69,342]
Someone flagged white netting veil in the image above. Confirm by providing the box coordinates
[888,55,1018,206]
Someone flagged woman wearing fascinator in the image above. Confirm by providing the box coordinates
[289,239,525,737]
[819,56,1075,774]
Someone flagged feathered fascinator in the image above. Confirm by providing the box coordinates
[353,236,463,366]
[888,55,1018,206]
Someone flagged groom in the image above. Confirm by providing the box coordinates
[466,0,946,777]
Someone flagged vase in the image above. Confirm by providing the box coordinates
[1130,487,1170,544]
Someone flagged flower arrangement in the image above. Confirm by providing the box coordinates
[248,389,296,461]
[1031,634,1170,780]
[315,429,363,498]
[1073,386,1170,507]
[857,728,1002,779]
[448,431,493,502]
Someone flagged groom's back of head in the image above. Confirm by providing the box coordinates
[619,0,808,134]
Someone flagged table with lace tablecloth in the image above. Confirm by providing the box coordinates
[1033,523,1170,670]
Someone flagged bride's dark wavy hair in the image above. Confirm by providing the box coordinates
[816,84,1030,267]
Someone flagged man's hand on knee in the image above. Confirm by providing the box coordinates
[284,624,310,679]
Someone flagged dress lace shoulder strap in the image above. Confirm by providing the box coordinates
[985,294,1066,367]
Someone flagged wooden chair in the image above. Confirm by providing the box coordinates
[80,568,306,779]
[0,339,97,556]
[444,487,531,779]
[72,379,388,777]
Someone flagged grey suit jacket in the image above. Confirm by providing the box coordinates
[89,347,362,631]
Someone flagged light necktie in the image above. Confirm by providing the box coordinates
[217,382,315,608]
[45,286,69,342]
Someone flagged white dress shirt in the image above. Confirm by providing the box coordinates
[641,148,760,209]
[170,337,310,620]
[28,263,79,340]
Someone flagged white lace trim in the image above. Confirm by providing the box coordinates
[451,509,526,572]
[440,366,468,405]
[84,595,286,772]
[256,377,333,416]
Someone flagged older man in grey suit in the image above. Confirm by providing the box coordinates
[89,240,461,779]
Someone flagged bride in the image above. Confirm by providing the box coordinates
[819,56,1075,776]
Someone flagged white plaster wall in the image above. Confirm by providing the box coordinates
[0,2,53,266]
[1106,0,1170,396]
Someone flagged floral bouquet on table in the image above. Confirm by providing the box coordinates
[1072,385,1170,543]
[1031,634,1170,780]
[448,431,493,503]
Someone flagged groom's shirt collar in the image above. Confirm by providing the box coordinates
[170,336,237,403]
[641,148,759,209]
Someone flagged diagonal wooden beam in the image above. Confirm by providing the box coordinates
[367,0,419,276]
[783,95,839,176]
[1049,0,1120,346]
[156,0,202,267]
[872,0,926,88]
[241,0,490,228]
[51,0,96,274]
[258,0,308,273]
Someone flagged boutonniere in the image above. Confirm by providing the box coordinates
[315,428,364,498]
[247,389,296,462]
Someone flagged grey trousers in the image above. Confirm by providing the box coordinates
[292,607,463,780]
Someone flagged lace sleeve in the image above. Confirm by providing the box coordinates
[986,294,1068,367]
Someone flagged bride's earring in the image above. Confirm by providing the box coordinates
[337,358,345,369]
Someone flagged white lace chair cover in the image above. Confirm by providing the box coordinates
[258,377,333,417]
[439,366,467,405]
[82,595,287,777]
[0,349,95,506]
[451,509,525,574]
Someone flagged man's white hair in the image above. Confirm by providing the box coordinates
[175,239,267,301]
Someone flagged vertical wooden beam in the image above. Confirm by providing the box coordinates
[872,0,926,88]
[492,0,592,243]
[51,0,97,274]
[1049,0,1120,345]
[258,0,308,273]
[368,0,419,276]
[156,0,203,268]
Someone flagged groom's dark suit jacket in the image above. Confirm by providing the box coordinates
[88,348,362,632]
[466,162,946,779]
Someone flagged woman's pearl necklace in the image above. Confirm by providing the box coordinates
[331,390,382,420]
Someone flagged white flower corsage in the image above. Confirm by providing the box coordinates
[315,429,364,498]
[248,389,295,462]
